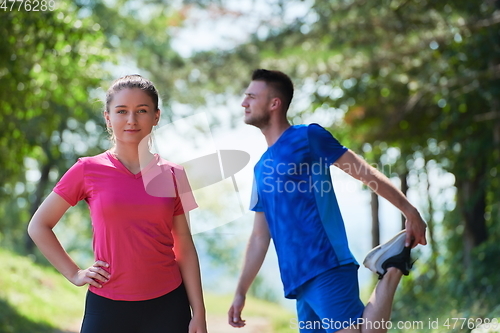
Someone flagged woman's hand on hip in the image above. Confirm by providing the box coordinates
[70,260,110,288]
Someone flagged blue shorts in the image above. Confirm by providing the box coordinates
[294,264,365,333]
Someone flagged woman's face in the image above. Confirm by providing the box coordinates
[105,88,160,146]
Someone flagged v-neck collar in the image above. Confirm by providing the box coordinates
[268,125,294,150]
[106,150,158,179]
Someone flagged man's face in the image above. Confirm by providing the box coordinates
[241,80,272,128]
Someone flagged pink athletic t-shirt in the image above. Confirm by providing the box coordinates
[53,151,197,301]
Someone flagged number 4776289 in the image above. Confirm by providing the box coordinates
[1,0,55,11]
[443,318,499,330]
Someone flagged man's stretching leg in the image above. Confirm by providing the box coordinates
[362,268,402,333]
[337,268,402,333]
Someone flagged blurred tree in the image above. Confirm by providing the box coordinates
[72,0,188,120]
[177,0,500,311]
[213,0,500,272]
[0,1,112,252]
[2,0,498,314]
[237,0,500,311]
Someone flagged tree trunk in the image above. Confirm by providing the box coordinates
[458,174,488,268]
[425,163,438,277]
[25,160,54,253]
[370,191,380,248]
[399,171,408,230]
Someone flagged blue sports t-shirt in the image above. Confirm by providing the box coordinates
[250,124,358,299]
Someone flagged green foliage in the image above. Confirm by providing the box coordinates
[0,2,110,185]
[0,0,114,253]
[182,0,500,325]
[0,248,295,332]
[0,248,86,332]
[391,204,500,332]
[1,0,499,326]
[75,0,188,118]
[0,299,55,333]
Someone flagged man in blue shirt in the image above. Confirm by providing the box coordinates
[228,69,427,333]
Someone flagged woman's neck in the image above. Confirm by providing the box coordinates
[110,143,153,174]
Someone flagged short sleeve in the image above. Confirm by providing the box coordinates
[53,159,88,206]
[172,166,198,216]
[307,123,348,164]
[249,177,264,212]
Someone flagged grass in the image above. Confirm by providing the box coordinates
[9,246,498,333]
[0,248,86,332]
[204,293,296,333]
[0,248,295,332]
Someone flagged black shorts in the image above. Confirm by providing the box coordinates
[80,283,191,333]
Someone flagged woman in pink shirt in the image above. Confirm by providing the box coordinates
[28,75,208,333]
